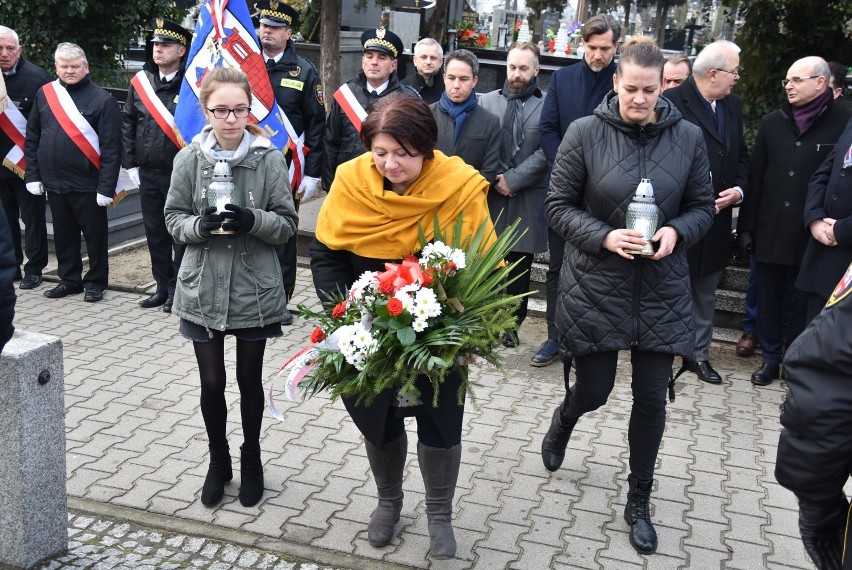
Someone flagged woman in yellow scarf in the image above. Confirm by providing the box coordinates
[311,93,492,560]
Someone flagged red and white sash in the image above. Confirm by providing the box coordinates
[130,71,182,149]
[276,108,309,190]
[42,80,102,169]
[333,83,368,133]
[0,102,26,178]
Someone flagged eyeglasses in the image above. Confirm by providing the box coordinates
[715,68,740,77]
[781,76,820,88]
[206,106,251,119]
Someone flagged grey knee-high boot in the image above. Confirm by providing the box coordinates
[418,441,462,560]
[364,432,408,547]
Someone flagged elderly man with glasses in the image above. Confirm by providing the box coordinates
[736,56,852,386]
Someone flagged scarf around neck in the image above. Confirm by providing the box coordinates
[792,88,832,135]
[499,78,540,169]
[195,125,252,167]
[316,150,494,259]
[439,90,478,144]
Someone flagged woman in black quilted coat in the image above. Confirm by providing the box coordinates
[541,37,714,555]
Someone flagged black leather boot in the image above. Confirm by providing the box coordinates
[201,443,232,507]
[239,444,264,507]
[798,495,848,570]
[365,433,408,547]
[541,397,578,472]
[624,474,657,554]
[418,442,462,559]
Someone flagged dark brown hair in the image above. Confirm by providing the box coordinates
[360,93,437,159]
[582,14,621,44]
[617,36,665,78]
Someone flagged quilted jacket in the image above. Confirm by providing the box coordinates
[545,91,715,358]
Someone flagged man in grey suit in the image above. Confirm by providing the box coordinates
[479,42,548,347]
[430,49,500,186]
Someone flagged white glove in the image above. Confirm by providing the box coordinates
[297,176,321,202]
[127,167,140,188]
[25,182,44,196]
[96,193,114,207]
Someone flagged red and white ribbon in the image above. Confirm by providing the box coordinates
[130,71,182,149]
[333,83,368,133]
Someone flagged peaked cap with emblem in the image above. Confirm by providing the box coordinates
[150,18,192,47]
[255,0,300,28]
[360,27,404,59]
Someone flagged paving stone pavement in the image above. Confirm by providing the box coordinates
[11,266,820,569]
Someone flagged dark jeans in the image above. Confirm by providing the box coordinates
[0,177,47,276]
[743,255,793,334]
[48,190,108,290]
[755,262,806,366]
[564,349,673,481]
[545,227,565,341]
[140,170,183,295]
[506,251,535,327]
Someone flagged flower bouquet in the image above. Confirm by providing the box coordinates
[269,216,528,414]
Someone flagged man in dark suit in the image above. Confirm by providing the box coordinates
[737,56,852,386]
[666,40,749,384]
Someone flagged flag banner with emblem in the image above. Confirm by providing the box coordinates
[175,0,307,187]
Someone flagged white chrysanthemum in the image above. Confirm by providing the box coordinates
[337,323,378,371]
[412,319,428,332]
[349,271,379,300]
[414,287,441,318]
[394,288,417,312]
[449,249,466,270]
[420,241,452,265]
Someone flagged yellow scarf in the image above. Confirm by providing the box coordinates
[317,150,494,259]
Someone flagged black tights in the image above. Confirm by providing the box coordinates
[194,333,267,450]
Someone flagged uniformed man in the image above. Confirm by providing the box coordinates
[256,0,325,306]
[0,26,51,290]
[122,18,191,313]
[323,27,415,190]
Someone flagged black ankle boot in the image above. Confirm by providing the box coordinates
[239,444,264,507]
[541,399,577,472]
[201,443,232,507]
[624,474,657,554]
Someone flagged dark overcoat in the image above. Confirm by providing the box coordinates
[738,96,852,266]
[429,103,500,186]
[665,77,750,278]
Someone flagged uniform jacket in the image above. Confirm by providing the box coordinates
[738,96,852,266]
[164,131,298,332]
[401,71,444,104]
[479,86,548,253]
[0,57,51,180]
[796,118,852,299]
[323,71,415,189]
[539,58,617,165]
[666,77,750,278]
[24,76,122,197]
[121,62,184,172]
[430,102,500,186]
[267,41,326,179]
[546,92,715,358]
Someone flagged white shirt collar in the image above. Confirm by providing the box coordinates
[161,70,178,83]
[369,79,390,96]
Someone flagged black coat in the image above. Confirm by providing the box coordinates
[546,92,715,358]
[24,76,122,197]
[796,118,852,299]
[309,239,463,446]
[666,77,750,278]
[738,96,852,266]
[0,209,16,352]
[322,71,416,190]
[121,63,184,172]
[0,57,51,181]
[401,72,445,105]
[267,42,326,179]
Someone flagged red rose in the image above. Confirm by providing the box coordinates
[379,280,395,295]
[387,298,404,316]
[331,302,347,319]
[403,254,419,263]
[310,327,327,343]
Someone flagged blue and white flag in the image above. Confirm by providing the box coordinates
[175,0,307,187]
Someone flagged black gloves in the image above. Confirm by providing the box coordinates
[198,206,222,238]
[736,230,753,259]
[220,203,255,237]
